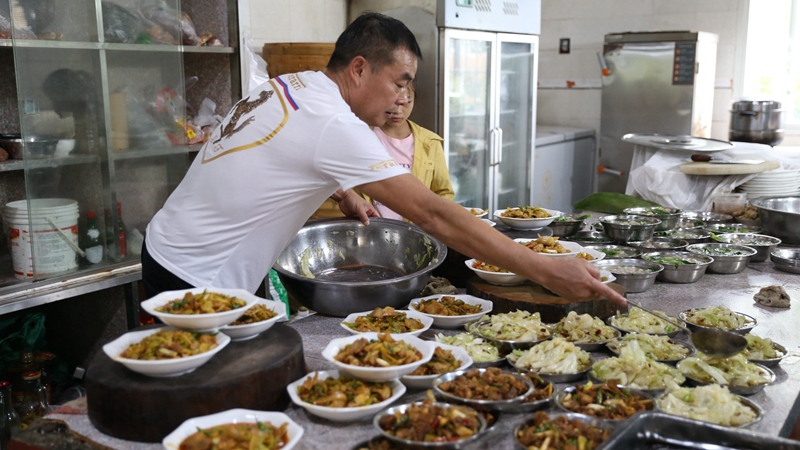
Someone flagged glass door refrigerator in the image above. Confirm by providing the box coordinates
[380,0,540,213]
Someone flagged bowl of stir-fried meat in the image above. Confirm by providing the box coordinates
[219,300,287,341]
[464,259,527,286]
[513,411,615,450]
[432,367,534,411]
[494,206,562,230]
[408,294,493,329]
[141,287,259,332]
[103,326,230,377]
[464,206,488,218]
[162,408,303,450]
[340,307,433,337]
[374,399,487,448]
[514,237,583,257]
[400,344,473,389]
[554,381,655,422]
[322,332,434,382]
[504,372,556,413]
[286,370,406,422]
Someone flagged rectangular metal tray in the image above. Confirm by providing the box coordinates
[598,412,800,450]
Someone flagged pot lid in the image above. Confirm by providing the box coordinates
[622,134,734,152]
[730,100,783,112]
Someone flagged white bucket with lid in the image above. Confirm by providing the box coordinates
[3,198,80,280]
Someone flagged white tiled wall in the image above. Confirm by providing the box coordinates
[244,0,348,48]
[538,0,747,139]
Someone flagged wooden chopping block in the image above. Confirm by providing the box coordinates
[85,324,305,443]
[679,160,780,175]
[466,276,626,323]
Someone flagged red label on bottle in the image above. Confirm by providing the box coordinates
[119,231,126,258]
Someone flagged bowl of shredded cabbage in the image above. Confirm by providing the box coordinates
[589,340,686,397]
[551,311,621,351]
[679,306,757,335]
[507,337,594,383]
[434,332,505,368]
[676,352,775,396]
[741,333,787,368]
[467,311,553,352]
[655,384,763,427]
[607,307,685,337]
[606,334,695,364]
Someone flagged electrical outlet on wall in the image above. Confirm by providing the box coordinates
[559,38,570,54]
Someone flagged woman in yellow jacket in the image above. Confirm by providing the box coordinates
[366,83,454,220]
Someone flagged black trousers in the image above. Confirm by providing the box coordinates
[141,240,194,298]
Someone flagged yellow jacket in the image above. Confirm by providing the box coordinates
[360,120,454,209]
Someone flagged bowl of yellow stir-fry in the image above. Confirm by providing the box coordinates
[103,325,230,377]
[493,206,562,230]
[162,408,303,450]
[141,287,260,332]
[219,299,287,341]
[321,332,434,382]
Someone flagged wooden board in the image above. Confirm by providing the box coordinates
[85,324,305,443]
[466,277,626,323]
[680,160,780,175]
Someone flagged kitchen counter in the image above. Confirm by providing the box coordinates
[47,259,800,449]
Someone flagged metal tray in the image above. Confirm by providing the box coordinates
[597,411,800,449]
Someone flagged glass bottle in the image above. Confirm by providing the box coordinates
[82,211,103,264]
[0,381,21,450]
[13,371,47,429]
[116,202,127,259]
[7,352,36,403]
[32,352,55,405]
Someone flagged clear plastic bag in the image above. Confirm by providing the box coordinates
[141,0,200,46]
[241,33,270,94]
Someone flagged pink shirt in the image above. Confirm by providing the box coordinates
[373,127,414,220]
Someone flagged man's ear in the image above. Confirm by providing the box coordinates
[349,56,368,87]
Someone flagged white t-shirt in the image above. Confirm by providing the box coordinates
[145,71,408,292]
[372,127,414,220]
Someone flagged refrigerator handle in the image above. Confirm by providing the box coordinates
[489,127,498,166]
[496,127,503,165]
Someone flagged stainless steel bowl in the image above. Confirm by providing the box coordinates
[0,135,59,159]
[583,245,640,259]
[547,218,585,237]
[654,390,764,428]
[432,369,534,411]
[606,337,696,364]
[752,197,800,245]
[606,313,686,338]
[587,371,667,398]
[504,373,554,413]
[641,251,714,283]
[513,412,617,450]
[564,230,613,245]
[654,227,710,245]
[771,248,800,274]
[686,243,756,274]
[703,222,763,234]
[592,258,663,293]
[714,233,781,262]
[467,319,551,353]
[561,328,622,352]
[747,341,788,368]
[675,217,704,229]
[599,215,662,243]
[374,401,487,449]
[274,218,446,316]
[554,383,655,420]
[510,357,594,384]
[679,309,757,335]
[682,211,733,225]
[677,360,775,396]
[623,206,682,231]
[627,237,689,252]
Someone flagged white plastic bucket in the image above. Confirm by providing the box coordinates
[3,199,80,280]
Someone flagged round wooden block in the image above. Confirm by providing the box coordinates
[85,323,305,443]
[466,276,626,323]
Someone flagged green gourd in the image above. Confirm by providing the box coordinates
[573,192,661,214]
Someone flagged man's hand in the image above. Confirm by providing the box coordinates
[334,189,380,225]
[537,257,627,306]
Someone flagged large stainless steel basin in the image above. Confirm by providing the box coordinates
[752,197,800,245]
[273,218,447,317]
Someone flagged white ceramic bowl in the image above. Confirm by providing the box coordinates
[481,218,497,227]
[494,208,562,230]
[286,370,406,422]
[321,332,434,382]
[580,247,606,261]
[464,206,488,218]
[400,344,473,389]
[514,238,583,257]
[464,259,526,286]
[103,326,230,377]
[141,287,260,332]
[599,270,616,284]
[340,309,433,337]
[162,408,303,450]
[219,300,287,341]
[408,294,493,329]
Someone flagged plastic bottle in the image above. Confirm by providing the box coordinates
[82,211,103,264]
[116,202,127,259]
[13,371,47,429]
[0,381,21,450]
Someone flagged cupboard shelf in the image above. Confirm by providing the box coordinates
[0,39,235,54]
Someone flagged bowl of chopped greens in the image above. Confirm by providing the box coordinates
[627,237,689,252]
[703,222,763,235]
[642,251,714,283]
[623,206,682,231]
[591,259,663,293]
[686,243,757,274]
[599,215,662,243]
[583,245,641,259]
[548,214,590,237]
[713,233,781,262]
[653,227,711,245]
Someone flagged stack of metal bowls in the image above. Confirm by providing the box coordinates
[627,237,689,253]
[686,243,756,274]
[565,230,613,246]
[770,248,800,274]
[548,215,587,237]
[599,215,661,244]
[752,197,800,245]
[274,218,446,316]
[623,207,681,231]
[681,211,733,225]
[592,259,663,293]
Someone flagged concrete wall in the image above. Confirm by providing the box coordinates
[242,0,348,48]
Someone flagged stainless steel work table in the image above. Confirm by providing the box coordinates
[47,259,800,449]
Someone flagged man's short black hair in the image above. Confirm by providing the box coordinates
[327,12,422,73]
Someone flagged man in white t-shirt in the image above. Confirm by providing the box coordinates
[142,13,625,306]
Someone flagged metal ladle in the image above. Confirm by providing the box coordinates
[628,301,747,358]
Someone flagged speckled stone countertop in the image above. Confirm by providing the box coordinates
[48,259,800,449]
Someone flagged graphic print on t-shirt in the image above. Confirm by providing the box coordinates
[202,74,308,164]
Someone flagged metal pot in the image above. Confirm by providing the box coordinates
[729,100,784,145]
